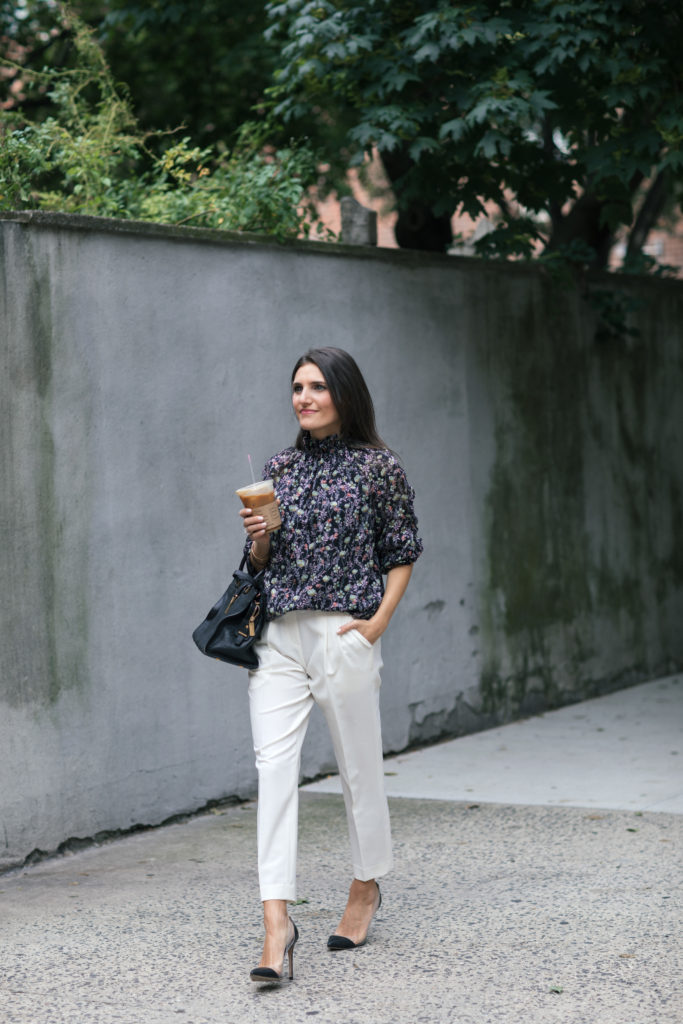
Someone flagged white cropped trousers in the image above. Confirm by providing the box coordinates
[248,610,393,902]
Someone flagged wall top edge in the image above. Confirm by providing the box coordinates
[0,209,458,269]
[1,209,681,290]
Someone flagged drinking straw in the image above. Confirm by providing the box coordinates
[247,454,256,485]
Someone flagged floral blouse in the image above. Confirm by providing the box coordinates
[249,433,422,621]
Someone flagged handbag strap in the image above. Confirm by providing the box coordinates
[240,551,264,583]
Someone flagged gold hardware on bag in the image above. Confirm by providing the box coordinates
[247,604,260,637]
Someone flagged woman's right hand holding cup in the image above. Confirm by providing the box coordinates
[240,506,272,571]
[239,506,270,543]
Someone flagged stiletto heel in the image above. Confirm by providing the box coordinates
[327,882,382,950]
[250,918,299,983]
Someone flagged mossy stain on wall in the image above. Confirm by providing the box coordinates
[477,272,682,720]
[2,231,91,709]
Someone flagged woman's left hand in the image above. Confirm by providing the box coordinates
[336,617,385,646]
[335,566,413,646]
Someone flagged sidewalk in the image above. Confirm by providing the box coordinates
[304,673,683,813]
[1,676,681,1024]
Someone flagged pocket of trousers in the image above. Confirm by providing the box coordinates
[346,628,373,650]
[327,616,377,677]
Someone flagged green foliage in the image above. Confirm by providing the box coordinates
[0,12,140,213]
[265,0,683,264]
[125,129,329,238]
[0,8,329,241]
[3,1,681,263]
[96,1,279,149]
[0,1,279,150]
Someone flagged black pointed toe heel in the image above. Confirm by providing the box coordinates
[250,918,299,983]
[327,882,382,951]
[327,933,359,951]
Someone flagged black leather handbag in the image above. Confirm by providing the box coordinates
[192,555,266,669]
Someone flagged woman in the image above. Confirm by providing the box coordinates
[240,347,422,983]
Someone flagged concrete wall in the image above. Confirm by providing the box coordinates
[2,211,682,869]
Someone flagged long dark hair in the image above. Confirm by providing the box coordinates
[291,347,388,450]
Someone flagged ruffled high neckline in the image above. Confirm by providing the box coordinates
[301,432,346,452]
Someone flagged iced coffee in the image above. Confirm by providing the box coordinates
[236,479,281,533]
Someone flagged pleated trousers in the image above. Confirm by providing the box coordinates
[248,610,393,902]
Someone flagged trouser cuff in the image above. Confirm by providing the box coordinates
[259,885,297,902]
[352,857,393,882]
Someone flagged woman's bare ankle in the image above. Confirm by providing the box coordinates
[262,898,289,929]
[349,878,378,904]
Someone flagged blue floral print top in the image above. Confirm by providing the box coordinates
[250,433,422,621]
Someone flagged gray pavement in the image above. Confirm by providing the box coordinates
[1,676,681,1024]
[305,674,683,813]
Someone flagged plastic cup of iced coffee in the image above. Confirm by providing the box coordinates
[236,479,281,533]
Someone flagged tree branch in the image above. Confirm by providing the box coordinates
[496,193,513,222]
[625,168,670,261]
[541,118,563,233]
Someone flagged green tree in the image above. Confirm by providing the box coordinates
[1,1,103,107]
[0,8,328,240]
[265,0,683,264]
[1,1,279,149]
[96,1,279,147]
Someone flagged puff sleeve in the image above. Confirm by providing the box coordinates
[372,456,423,574]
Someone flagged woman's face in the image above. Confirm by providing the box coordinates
[292,362,342,439]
